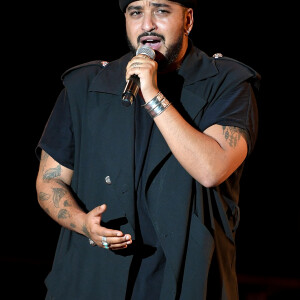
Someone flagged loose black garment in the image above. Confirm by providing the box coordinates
[36,42,261,299]
[127,94,166,300]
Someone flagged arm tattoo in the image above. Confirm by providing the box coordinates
[39,192,50,201]
[222,126,244,148]
[52,188,66,208]
[58,209,70,219]
[40,152,49,172]
[41,152,49,161]
[54,179,68,188]
[63,200,72,207]
[43,165,62,181]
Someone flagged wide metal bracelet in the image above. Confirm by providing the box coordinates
[143,91,171,118]
[142,91,163,111]
[148,98,172,118]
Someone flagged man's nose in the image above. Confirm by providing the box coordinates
[141,13,157,32]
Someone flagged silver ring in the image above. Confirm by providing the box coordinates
[132,62,141,68]
[89,238,96,247]
[101,236,110,248]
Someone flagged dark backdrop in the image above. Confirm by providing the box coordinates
[2,2,299,299]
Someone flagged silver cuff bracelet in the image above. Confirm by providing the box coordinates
[143,91,171,118]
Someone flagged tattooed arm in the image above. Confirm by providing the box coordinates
[36,150,132,250]
[153,103,248,187]
[36,150,92,235]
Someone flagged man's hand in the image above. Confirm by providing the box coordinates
[126,53,159,102]
[84,204,132,250]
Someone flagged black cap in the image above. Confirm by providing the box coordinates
[119,0,197,12]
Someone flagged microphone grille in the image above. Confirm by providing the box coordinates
[136,45,156,60]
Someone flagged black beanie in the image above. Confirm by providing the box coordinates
[119,0,197,12]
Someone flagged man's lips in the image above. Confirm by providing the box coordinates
[137,33,165,51]
[139,35,163,51]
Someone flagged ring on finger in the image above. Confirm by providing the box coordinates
[132,62,141,68]
[101,236,110,247]
[101,236,110,249]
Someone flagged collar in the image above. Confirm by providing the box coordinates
[178,41,218,85]
[89,52,133,95]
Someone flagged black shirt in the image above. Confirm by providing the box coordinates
[37,65,257,300]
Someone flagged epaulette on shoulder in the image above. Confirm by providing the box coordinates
[61,60,109,80]
[212,52,261,85]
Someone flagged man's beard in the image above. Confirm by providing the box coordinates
[126,33,184,71]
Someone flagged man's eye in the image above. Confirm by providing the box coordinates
[129,11,142,16]
[155,9,170,15]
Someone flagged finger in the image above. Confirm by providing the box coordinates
[126,62,148,78]
[127,56,152,69]
[90,231,123,247]
[130,59,153,68]
[111,246,127,251]
[100,234,132,250]
[126,68,142,82]
[102,244,111,250]
[109,239,132,250]
[103,234,132,245]
[90,204,107,217]
[90,234,123,248]
[100,239,128,250]
[140,54,151,59]
[130,62,142,69]
[100,228,125,238]
[110,244,128,250]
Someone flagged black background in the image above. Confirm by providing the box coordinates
[2,2,299,299]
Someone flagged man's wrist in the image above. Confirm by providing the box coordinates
[143,89,160,104]
[142,91,172,118]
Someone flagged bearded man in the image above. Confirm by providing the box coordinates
[36,1,260,299]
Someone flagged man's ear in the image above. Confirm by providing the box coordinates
[185,8,194,35]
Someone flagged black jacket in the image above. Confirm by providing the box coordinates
[43,43,260,299]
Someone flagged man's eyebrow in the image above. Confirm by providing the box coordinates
[151,3,172,8]
[127,5,142,11]
[127,2,172,11]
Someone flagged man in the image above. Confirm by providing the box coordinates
[36,0,260,299]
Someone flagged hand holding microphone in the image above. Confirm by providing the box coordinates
[122,45,156,107]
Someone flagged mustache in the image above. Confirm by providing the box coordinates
[137,32,165,43]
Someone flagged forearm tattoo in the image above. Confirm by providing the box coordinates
[39,158,83,230]
[40,162,73,223]
[52,188,66,208]
[58,209,70,219]
[64,200,71,207]
[222,126,245,148]
[39,192,50,201]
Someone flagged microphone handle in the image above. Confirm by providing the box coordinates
[122,75,140,107]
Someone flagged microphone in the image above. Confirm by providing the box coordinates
[122,45,156,107]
